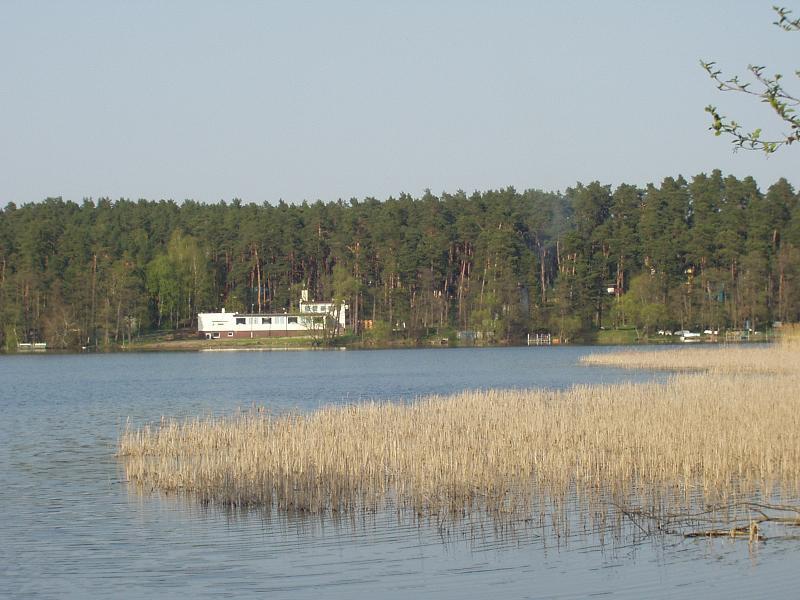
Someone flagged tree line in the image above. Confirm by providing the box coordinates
[1,169,799,350]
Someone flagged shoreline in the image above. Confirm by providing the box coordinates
[5,328,773,355]
[2,336,769,355]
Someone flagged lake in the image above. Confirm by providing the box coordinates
[1,347,798,599]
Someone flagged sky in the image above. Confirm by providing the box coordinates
[1,1,797,207]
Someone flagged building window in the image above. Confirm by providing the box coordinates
[235,317,246,325]
[262,317,272,325]
[227,331,234,337]
[212,332,220,339]
[288,316,298,324]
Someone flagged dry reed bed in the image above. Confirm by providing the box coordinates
[580,344,800,374]
[119,357,800,516]
[582,324,800,374]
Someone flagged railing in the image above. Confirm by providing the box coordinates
[527,333,552,346]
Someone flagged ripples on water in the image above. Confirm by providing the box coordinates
[2,347,799,598]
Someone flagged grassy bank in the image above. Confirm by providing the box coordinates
[127,335,324,352]
[119,327,362,351]
[593,328,640,345]
[120,341,800,520]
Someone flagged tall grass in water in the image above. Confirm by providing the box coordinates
[120,345,800,520]
[581,324,800,373]
[580,345,799,373]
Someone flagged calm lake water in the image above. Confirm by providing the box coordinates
[1,346,798,599]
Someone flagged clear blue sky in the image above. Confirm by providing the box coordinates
[1,1,797,206]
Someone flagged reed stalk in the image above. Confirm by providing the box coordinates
[120,342,800,521]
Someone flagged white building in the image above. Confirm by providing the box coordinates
[198,295,347,339]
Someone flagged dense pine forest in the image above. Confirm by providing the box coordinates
[1,169,799,350]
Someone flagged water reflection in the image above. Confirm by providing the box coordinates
[118,483,800,599]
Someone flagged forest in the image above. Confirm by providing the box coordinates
[1,169,799,350]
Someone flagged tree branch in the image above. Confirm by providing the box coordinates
[701,6,800,153]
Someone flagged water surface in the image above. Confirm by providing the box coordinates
[1,347,798,598]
